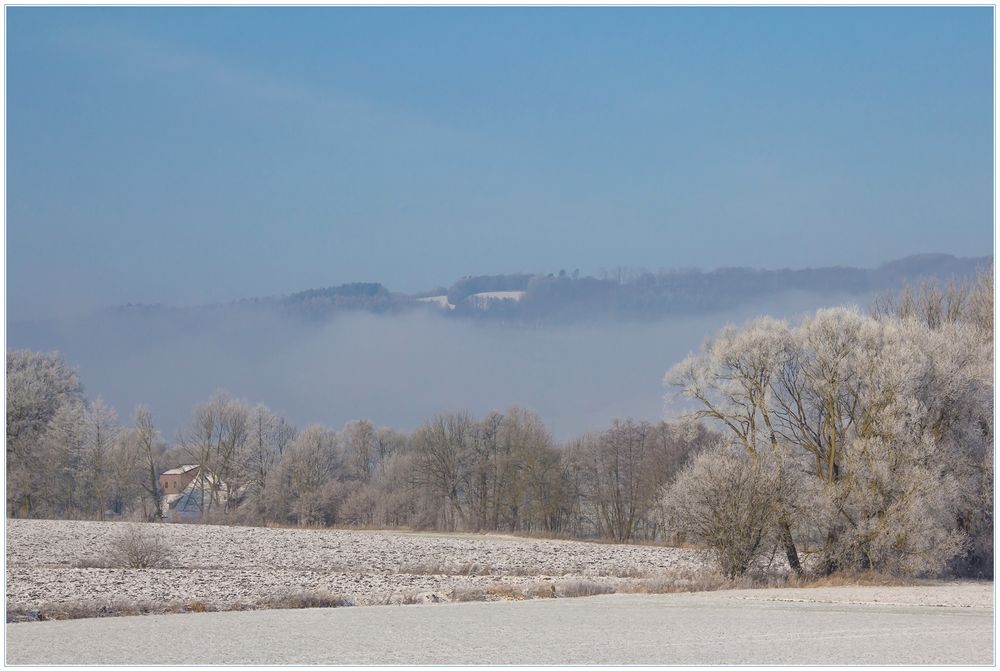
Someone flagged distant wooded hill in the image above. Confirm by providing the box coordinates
[107,253,990,325]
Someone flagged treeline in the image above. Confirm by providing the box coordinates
[137,253,992,325]
[5,361,713,542]
[663,269,994,578]
[447,254,991,323]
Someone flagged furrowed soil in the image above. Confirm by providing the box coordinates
[7,519,713,612]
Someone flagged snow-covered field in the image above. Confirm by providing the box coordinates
[8,587,993,664]
[468,290,526,308]
[6,519,711,611]
[471,290,526,301]
[416,295,454,309]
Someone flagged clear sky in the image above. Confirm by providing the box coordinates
[6,7,994,320]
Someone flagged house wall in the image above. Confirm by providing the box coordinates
[167,488,208,523]
[159,468,199,496]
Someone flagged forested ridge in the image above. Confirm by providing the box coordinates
[84,253,991,325]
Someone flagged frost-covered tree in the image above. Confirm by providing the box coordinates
[871,266,993,342]
[6,351,84,516]
[665,290,993,577]
[78,399,119,520]
[180,393,252,516]
[40,401,88,517]
[109,417,146,519]
[565,419,711,542]
[237,404,296,523]
[120,405,167,521]
[269,424,338,525]
[340,419,379,483]
[665,317,804,573]
[662,446,781,578]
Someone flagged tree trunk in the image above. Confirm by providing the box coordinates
[780,519,803,576]
[147,461,162,522]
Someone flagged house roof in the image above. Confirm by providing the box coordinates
[161,464,199,476]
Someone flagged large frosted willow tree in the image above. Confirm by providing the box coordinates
[665,317,806,573]
[666,277,993,576]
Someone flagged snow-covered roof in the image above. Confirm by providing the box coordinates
[161,464,199,476]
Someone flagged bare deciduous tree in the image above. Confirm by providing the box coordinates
[410,413,473,531]
[128,405,165,521]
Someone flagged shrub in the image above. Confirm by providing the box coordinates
[449,587,490,602]
[259,590,354,610]
[484,584,528,600]
[108,524,172,568]
[524,583,558,598]
[661,447,780,578]
[554,580,615,598]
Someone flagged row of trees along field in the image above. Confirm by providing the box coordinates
[5,270,992,579]
[4,359,715,542]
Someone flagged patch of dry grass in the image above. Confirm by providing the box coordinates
[595,565,654,578]
[376,590,450,605]
[554,580,616,598]
[258,590,355,610]
[7,589,354,623]
[393,561,648,579]
[617,568,917,596]
[451,579,612,602]
[6,599,219,623]
[523,583,558,599]
[484,584,529,601]
[449,587,489,602]
[784,571,917,589]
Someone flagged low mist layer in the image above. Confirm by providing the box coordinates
[8,290,869,441]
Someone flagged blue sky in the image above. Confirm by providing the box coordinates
[6,7,994,320]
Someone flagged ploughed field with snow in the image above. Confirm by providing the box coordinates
[7,519,713,612]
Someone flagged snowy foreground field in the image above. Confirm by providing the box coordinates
[7,519,713,612]
[8,586,994,664]
[5,520,993,664]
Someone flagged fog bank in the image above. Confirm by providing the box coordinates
[8,290,870,441]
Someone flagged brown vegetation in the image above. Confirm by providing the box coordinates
[7,588,355,623]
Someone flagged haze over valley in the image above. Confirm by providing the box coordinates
[8,253,988,440]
